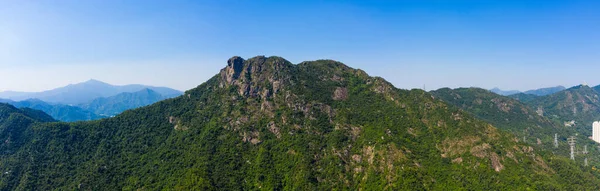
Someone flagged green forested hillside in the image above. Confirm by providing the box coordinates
[509,93,539,103]
[432,88,569,140]
[526,85,600,137]
[0,103,56,124]
[0,56,599,190]
[431,88,600,169]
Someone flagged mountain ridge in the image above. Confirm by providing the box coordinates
[0,80,182,105]
[0,56,598,190]
[0,88,177,122]
[525,85,600,137]
[524,86,566,96]
[490,87,520,96]
[80,88,168,116]
[0,98,103,122]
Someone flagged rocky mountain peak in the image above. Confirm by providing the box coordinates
[220,56,294,98]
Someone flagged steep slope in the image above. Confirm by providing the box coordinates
[524,86,566,96]
[528,85,600,137]
[0,99,104,122]
[490,88,520,96]
[0,79,182,105]
[0,104,55,189]
[0,56,598,190]
[80,88,168,116]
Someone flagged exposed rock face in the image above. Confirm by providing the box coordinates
[333,87,348,100]
[219,56,293,98]
[490,152,504,172]
[491,98,512,112]
[222,56,245,84]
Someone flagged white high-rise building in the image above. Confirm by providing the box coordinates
[593,121,600,143]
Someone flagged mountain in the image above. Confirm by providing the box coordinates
[432,88,568,137]
[501,86,565,103]
[0,56,599,190]
[430,88,594,165]
[0,91,33,100]
[592,85,600,94]
[526,85,600,137]
[489,88,520,96]
[508,93,539,103]
[81,88,168,116]
[0,88,176,122]
[0,103,56,123]
[0,79,182,105]
[0,99,104,122]
[524,86,566,96]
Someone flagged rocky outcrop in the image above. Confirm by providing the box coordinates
[333,87,348,101]
[219,56,293,99]
[222,56,245,84]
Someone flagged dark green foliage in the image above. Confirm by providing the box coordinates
[431,88,569,144]
[432,87,600,171]
[0,56,599,190]
[0,103,55,123]
[509,93,539,103]
[527,85,600,137]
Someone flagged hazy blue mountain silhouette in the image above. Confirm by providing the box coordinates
[489,87,520,96]
[0,98,102,122]
[523,86,566,96]
[0,79,182,105]
[80,88,169,116]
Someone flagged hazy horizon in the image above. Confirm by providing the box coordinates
[0,56,592,93]
[2,0,599,92]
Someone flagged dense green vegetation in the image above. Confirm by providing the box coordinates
[432,88,567,141]
[432,88,600,169]
[509,92,540,103]
[0,56,599,190]
[0,103,56,123]
[525,85,600,137]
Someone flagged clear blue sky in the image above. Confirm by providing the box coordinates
[1,0,599,92]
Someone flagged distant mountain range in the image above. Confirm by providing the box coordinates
[489,88,520,96]
[0,98,103,122]
[490,86,566,96]
[81,88,170,116]
[0,80,182,121]
[0,79,182,105]
[524,86,566,96]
